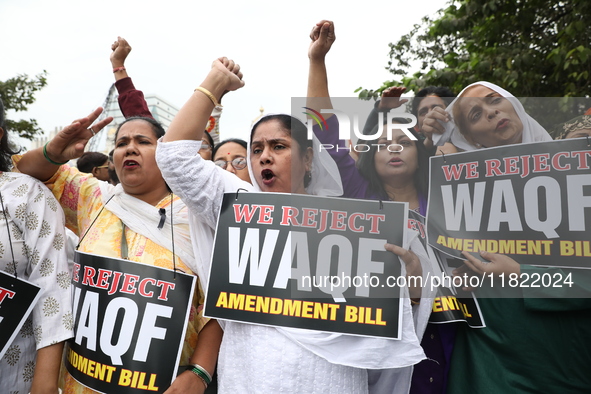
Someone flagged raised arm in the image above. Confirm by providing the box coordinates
[362,87,409,135]
[159,58,244,394]
[162,57,243,142]
[15,108,112,182]
[304,21,369,199]
[156,58,248,231]
[306,20,335,115]
[110,36,153,118]
[110,36,131,82]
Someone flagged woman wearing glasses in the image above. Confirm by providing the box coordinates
[198,133,215,161]
[211,138,251,183]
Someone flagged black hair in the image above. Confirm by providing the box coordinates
[250,114,312,187]
[356,117,430,200]
[203,130,215,150]
[114,116,166,142]
[77,151,109,173]
[410,86,456,117]
[251,114,312,152]
[212,138,247,159]
[0,98,20,172]
[107,149,119,185]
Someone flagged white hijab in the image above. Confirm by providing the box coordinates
[433,81,552,151]
[242,115,425,370]
[246,114,343,196]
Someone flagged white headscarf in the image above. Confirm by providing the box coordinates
[246,114,343,196]
[242,115,424,370]
[433,81,552,151]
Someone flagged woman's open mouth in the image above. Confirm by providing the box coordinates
[261,169,275,185]
[123,160,139,169]
[388,157,403,166]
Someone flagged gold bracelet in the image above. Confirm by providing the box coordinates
[194,86,223,110]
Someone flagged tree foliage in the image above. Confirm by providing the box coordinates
[0,71,48,140]
[356,0,591,134]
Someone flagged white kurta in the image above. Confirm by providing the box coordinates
[218,322,367,393]
[0,172,73,394]
[156,139,426,393]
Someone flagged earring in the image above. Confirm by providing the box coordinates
[474,142,482,148]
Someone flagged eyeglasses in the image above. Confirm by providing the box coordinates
[214,157,247,170]
[95,165,109,169]
[200,142,212,151]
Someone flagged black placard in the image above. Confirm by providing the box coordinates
[204,193,408,339]
[65,252,196,394]
[0,271,41,359]
[427,139,591,268]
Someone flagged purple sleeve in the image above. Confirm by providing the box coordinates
[419,193,428,216]
[115,77,154,119]
[314,115,371,199]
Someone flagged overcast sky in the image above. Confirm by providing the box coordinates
[0,0,446,148]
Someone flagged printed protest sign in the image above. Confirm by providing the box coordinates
[427,139,591,269]
[204,192,407,339]
[65,252,196,394]
[408,211,485,327]
[0,271,41,359]
[427,285,485,327]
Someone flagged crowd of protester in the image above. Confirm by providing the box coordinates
[1,19,590,394]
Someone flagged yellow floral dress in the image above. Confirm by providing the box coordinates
[14,159,206,394]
